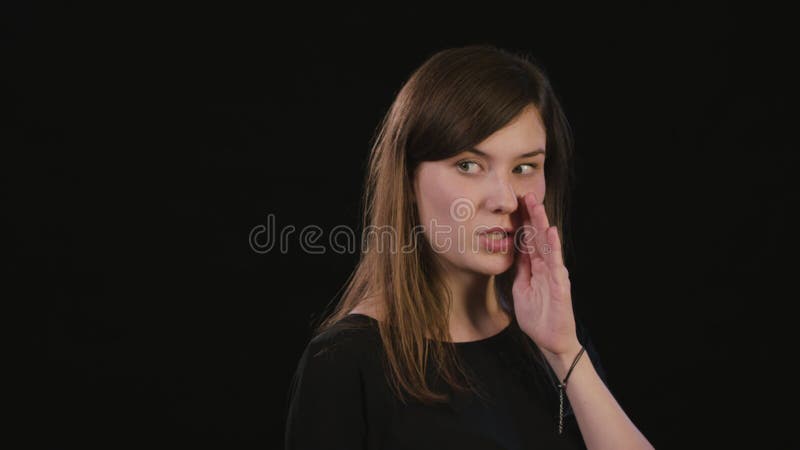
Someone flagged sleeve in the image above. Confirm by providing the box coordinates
[284,334,367,450]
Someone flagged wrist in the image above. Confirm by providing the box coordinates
[541,341,584,381]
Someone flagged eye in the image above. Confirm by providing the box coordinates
[455,160,481,174]
[513,163,539,175]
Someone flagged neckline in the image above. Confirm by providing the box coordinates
[345,313,513,346]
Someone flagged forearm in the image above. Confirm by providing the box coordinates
[543,348,655,450]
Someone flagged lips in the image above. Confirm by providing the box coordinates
[478,230,513,252]
[479,226,515,235]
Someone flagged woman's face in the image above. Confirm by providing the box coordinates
[413,104,547,276]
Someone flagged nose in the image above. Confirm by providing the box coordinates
[485,176,518,214]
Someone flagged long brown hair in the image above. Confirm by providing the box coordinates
[312,44,576,406]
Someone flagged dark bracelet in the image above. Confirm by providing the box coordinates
[556,346,586,437]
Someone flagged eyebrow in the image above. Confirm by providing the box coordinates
[464,148,545,159]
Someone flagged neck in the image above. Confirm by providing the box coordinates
[439,263,510,341]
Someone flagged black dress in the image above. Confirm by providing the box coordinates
[284,313,610,450]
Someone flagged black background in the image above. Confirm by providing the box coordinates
[6,2,796,448]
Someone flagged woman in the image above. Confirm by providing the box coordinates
[285,45,654,450]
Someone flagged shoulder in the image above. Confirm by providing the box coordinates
[287,314,379,409]
[300,314,380,372]
[285,314,380,448]
[348,295,385,322]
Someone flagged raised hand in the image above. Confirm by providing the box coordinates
[511,192,581,359]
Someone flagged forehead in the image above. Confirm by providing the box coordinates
[473,105,546,157]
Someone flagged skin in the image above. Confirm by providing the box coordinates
[415,106,655,447]
[412,103,557,344]
[352,103,655,448]
[353,103,573,350]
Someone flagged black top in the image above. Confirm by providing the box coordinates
[285,313,610,450]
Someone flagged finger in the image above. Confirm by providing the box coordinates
[515,196,535,257]
[523,193,549,259]
[546,226,565,269]
[531,192,551,228]
[525,194,567,271]
[513,241,533,287]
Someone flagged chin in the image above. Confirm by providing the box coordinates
[471,251,515,275]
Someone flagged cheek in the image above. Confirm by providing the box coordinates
[512,176,545,202]
[418,188,469,229]
[417,193,474,256]
[536,176,546,198]
[521,174,546,200]
[416,173,475,240]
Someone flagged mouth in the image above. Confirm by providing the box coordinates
[480,230,509,239]
[478,226,515,237]
[477,227,515,253]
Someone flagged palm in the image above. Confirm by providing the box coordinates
[511,193,578,356]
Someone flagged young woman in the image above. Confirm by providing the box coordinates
[285,45,654,450]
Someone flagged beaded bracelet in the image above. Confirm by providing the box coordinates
[556,346,586,436]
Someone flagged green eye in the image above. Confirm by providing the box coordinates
[456,160,539,175]
[456,160,480,173]
[513,163,538,174]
